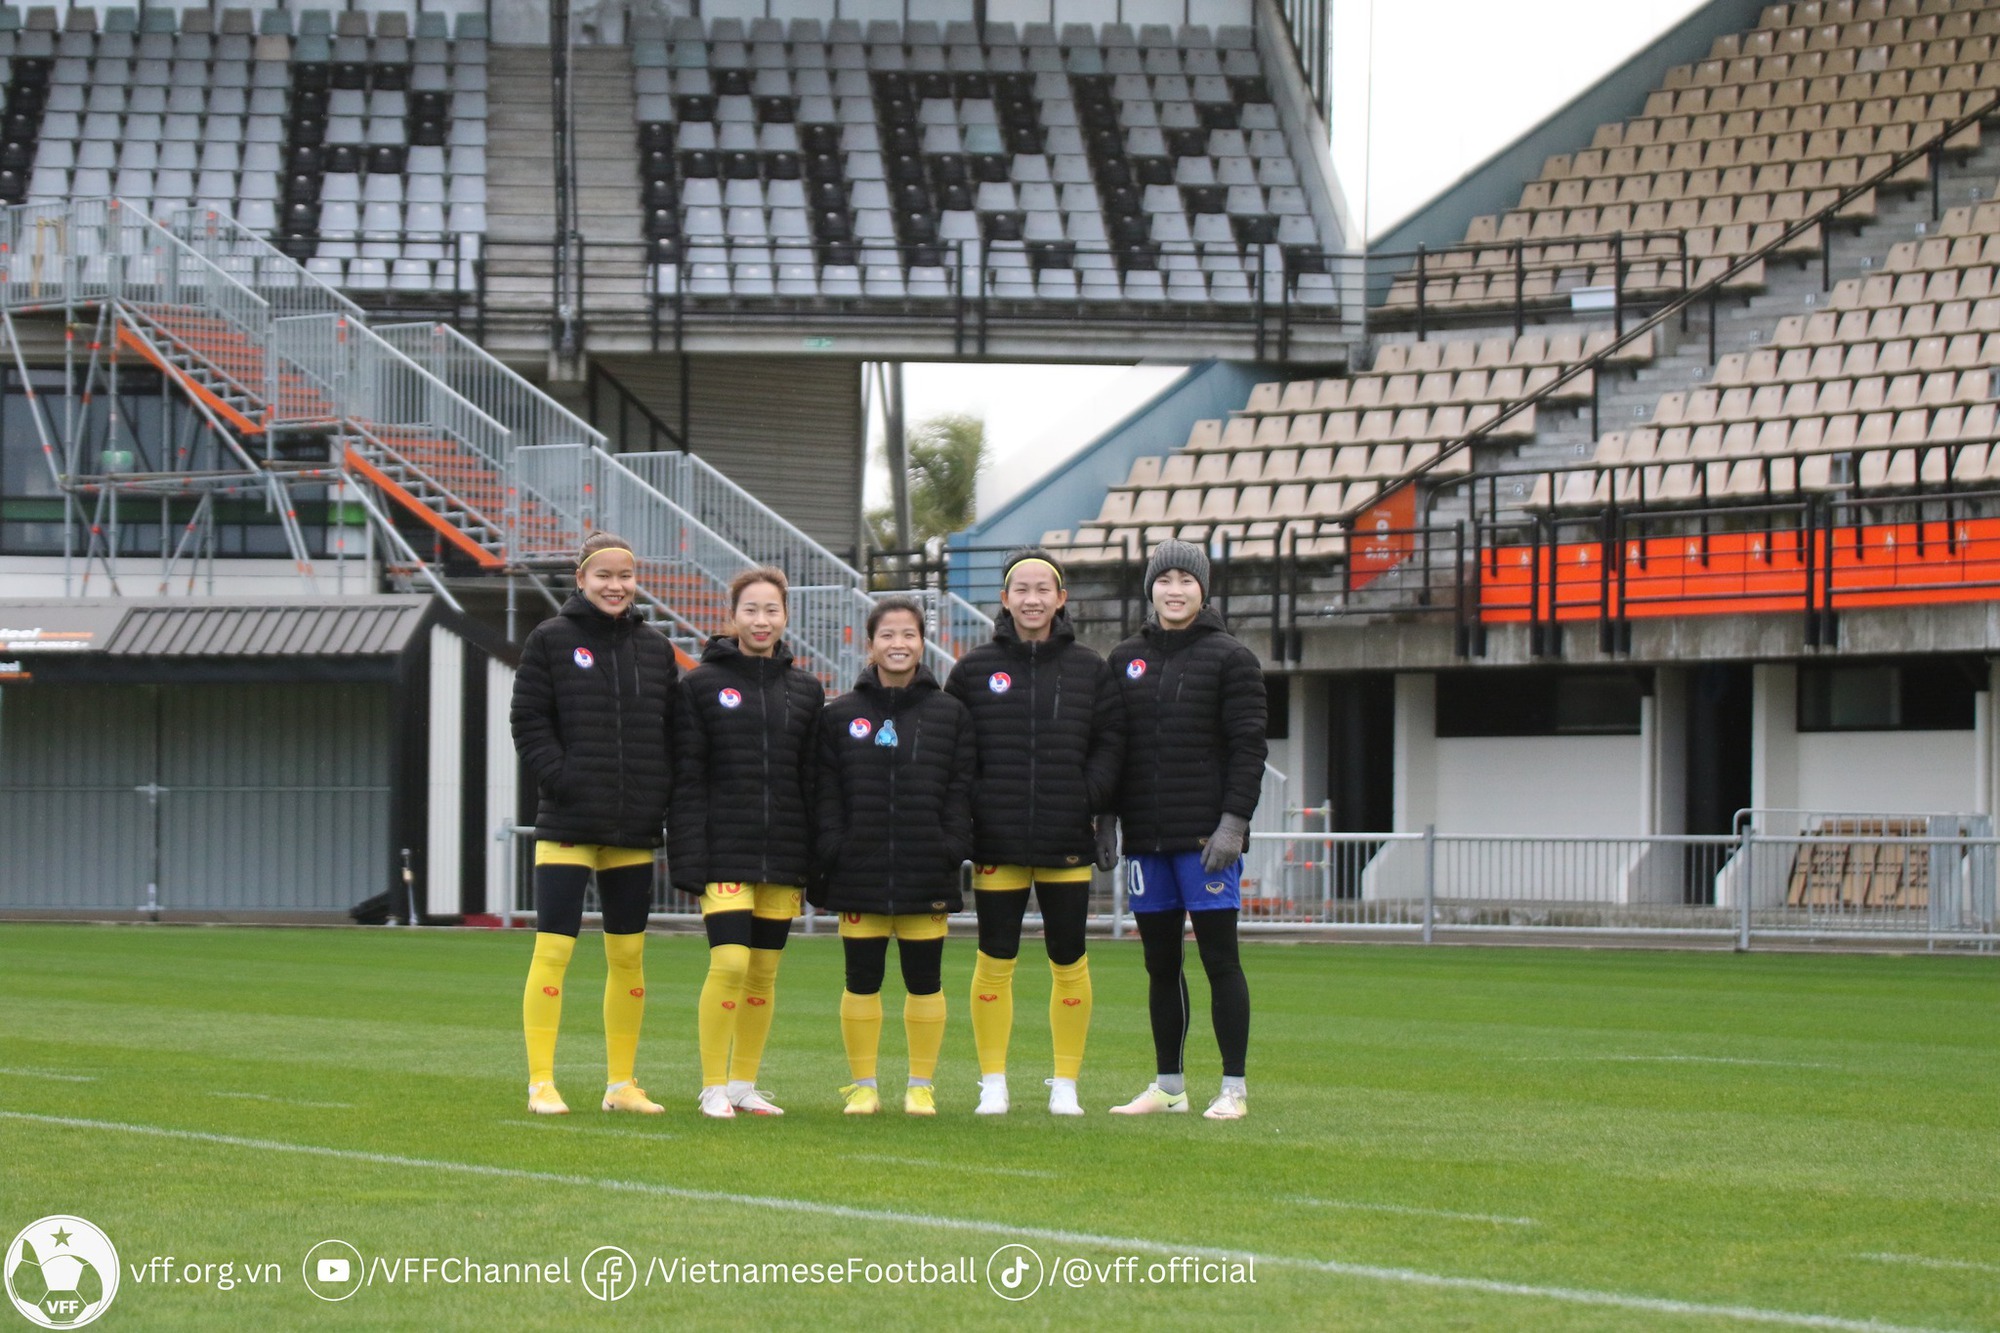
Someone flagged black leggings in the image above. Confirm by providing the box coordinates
[973,883,1089,966]
[702,911,795,951]
[1134,908,1248,1079]
[843,935,944,996]
[534,862,653,937]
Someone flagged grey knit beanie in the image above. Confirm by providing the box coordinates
[1144,538,1210,603]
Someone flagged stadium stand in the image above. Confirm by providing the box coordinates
[1379,0,1995,320]
[7,4,488,298]
[629,15,1339,310]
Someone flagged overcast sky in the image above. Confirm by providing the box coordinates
[876,0,1711,519]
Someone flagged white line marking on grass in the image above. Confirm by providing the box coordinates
[1859,1253,2000,1276]
[206,1091,353,1109]
[500,1120,676,1140]
[1521,1055,1834,1069]
[1284,1196,1535,1227]
[0,1110,1969,1333]
[851,1152,1056,1180]
[0,1068,96,1082]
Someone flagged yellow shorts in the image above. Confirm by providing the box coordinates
[972,863,1094,891]
[837,911,950,941]
[535,841,655,871]
[700,882,804,920]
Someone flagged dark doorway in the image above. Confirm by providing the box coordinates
[1684,663,1753,903]
[1326,673,1394,899]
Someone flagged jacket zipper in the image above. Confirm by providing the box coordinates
[610,624,628,835]
[885,691,897,897]
[1026,643,1039,853]
[759,662,773,882]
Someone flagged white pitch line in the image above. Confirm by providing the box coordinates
[1520,1055,1834,1069]
[1859,1253,2000,1277]
[0,1110,1971,1333]
[1284,1196,1535,1227]
[500,1120,677,1140]
[0,1068,96,1082]
[206,1091,354,1109]
[851,1152,1057,1180]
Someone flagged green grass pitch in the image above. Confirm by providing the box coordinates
[1,923,1996,1331]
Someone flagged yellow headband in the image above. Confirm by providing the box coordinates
[578,546,636,572]
[1004,556,1065,591]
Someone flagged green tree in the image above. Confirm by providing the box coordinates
[868,412,987,554]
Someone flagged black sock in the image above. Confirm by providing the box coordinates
[1135,908,1191,1079]
[1192,909,1249,1079]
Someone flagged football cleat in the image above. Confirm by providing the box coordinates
[840,1083,880,1115]
[696,1085,737,1119]
[1203,1088,1248,1121]
[727,1083,785,1116]
[527,1081,570,1115]
[904,1084,937,1116]
[1108,1084,1188,1115]
[1046,1077,1083,1117]
[974,1076,1010,1116]
[601,1081,664,1114]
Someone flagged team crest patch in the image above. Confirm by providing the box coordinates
[848,717,874,740]
[572,647,595,669]
[718,688,743,709]
[988,671,1012,693]
[1126,658,1147,679]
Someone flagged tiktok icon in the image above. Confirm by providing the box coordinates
[983,1244,1045,1301]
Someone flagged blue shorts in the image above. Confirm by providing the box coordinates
[1126,852,1241,913]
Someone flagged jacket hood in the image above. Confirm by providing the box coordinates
[1142,603,1228,649]
[992,606,1077,652]
[561,591,637,631]
[700,633,796,671]
[854,662,942,697]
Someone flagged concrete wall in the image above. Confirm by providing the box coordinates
[1795,732,1979,816]
[1433,735,1646,837]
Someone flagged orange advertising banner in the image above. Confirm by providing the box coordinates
[1347,485,1417,589]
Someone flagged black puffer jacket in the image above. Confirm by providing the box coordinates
[670,635,824,891]
[813,664,976,915]
[945,609,1124,868]
[1107,606,1267,854]
[511,593,679,849]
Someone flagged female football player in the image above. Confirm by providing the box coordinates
[945,548,1123,1116]
[814,595,976,1115]
[1106,539,1267,1121]
[510,531,677,1116]
[672,566,824,1118]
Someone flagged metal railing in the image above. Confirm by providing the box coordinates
[476,820,1995,948]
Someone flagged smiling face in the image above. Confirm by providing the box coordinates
[1151,567,1202,630]
[732,579,788,657]
[577,548,639,616]
[1001,562,1067,641]
[869,607,925,685]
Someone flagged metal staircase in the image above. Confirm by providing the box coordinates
[0,197,991,680]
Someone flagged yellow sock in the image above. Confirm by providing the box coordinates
[969,951,1017,1077]
[729,947,783,1085]
[602,931,648,1087]
[1048,957,1093,1081]
[698,942,751,1086]
[522,932,576,1085]
[905,991,947,1082]
[840,990,883,1082]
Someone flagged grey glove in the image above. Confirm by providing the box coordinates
[1201,813,1250,873]
[1094,816,1120,871]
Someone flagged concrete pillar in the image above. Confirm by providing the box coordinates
[426,625,465,918]
[1291,673,1330,815]
[486,657,520,918]
[1974,661,1993,823]
[1650,667,1688,836]
[1393,672,1437,832]
[1750,662,1799,826]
